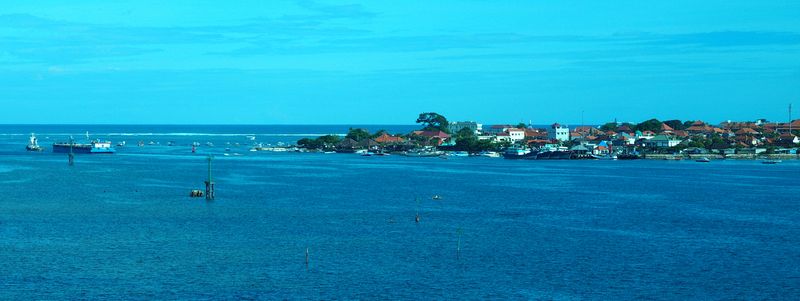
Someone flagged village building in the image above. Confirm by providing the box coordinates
[645,135,683,148]
[447,121,482,135]
[547,123,570,141]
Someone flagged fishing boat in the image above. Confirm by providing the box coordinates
[695,157,711,163]
[591,154,617,160]
[502,147,533,159]
[617,153,641,160]
[26,133,44,151]
[478,151,501,158]
[404,147,444,157]
[535,151,572,160]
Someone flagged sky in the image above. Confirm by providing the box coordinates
[0,0,798,125]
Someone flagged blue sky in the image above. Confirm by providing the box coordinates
[0,0,798,124]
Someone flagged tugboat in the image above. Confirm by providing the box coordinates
[26,133,44,151]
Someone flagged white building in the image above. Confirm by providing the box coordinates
[645,135,682,148]
[547,123,570,141]
[507,128,525,143]
[448,121,482,135]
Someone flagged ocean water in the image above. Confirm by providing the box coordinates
[1,125,799,299]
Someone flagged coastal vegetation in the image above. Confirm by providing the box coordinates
[295,113,800,157]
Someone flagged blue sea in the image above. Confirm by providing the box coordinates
[1,125,799,300]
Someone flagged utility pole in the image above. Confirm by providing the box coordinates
[205,155,215,200]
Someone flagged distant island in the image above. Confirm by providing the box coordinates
[296,112,800,159]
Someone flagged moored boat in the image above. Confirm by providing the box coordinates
[502,147,533,159]
[404,147,443,157]
[695,157,711,163]
[478,151,501,158]
[52,137,115,154]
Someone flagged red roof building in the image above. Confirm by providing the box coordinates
[375,133,405,144]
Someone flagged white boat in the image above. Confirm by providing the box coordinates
[116,141,126,147]
[479,151,501,158]
[26,133,44,151]
[449,151,469,157]
[696,157,711,163]
[246,135,256,141]
[404,148,444,157]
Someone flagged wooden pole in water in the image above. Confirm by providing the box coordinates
[68,136,74,166]
[204,155,215,200]
[456,228,463,260]
[415,197,420,223]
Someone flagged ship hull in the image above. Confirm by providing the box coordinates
[52,144,116,154]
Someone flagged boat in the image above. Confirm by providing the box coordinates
[26,133,44,151]
[695,157,711,163]
[432,195,442,200]
[246,135,256,141]
[591,154,617,160]
[502,147,533,159]
[167,141,175,146]
[116,141,126,147]
[762,159,782,164]
[449,151,469,157]
[52,133,115,154]
[323,151,336,154]
[617,153,641,160]
[405,147,444,157]
[205,142,214,147]
[478,151,501,158]
[535,151,572,160]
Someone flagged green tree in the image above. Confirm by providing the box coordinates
[345,128,371,141]
[297,138,322,149]
[663,119,685,131]
[371,129,389,139]
[416,112,450,133]
[599,122,618,131]
[516,122,527,129]
[317,135,342,145]
[455,127,475,139]
[635,118,662,132]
